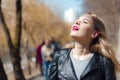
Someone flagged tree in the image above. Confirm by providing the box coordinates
[0,58,8,80]
[21,0,71,45]
[0,0,72,47]
[0,0,25,79]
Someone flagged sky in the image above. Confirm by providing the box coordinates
[37,0,84,24]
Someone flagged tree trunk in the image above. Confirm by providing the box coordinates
[0,58,8,80]
[11,0,25,79]
[0,0,25,79]
[10,49,25,80]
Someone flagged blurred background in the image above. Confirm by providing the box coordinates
[0,0,120,80]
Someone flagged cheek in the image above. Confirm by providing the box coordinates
[70,24,94,38]
[79,26,94,37]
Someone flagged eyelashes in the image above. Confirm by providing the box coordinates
[75,20,88,25]
[83,21,88,24]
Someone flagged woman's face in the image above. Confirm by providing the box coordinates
[70,14,95,39]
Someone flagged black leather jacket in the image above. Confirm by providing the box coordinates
[49,48,116,80]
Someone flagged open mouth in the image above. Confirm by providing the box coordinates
[73,26,79,31]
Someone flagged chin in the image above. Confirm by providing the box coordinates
[70,34,79,39]
[70,34,84,40]
[70,33,79,37]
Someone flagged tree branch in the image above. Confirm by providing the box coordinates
[0,0,14,49]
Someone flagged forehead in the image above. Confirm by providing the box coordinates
[79,14,93,22]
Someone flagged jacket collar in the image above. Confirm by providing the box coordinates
[68,49,100,80]
[80,53,100,79]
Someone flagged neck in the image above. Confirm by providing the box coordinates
[73,41,91,56]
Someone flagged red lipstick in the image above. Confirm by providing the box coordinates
[73,26,79,31]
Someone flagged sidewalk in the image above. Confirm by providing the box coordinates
[6,61,44,80]
[28,75,44,80]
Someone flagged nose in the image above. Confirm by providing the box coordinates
[75,21,80,26]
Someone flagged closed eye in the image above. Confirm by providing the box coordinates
[82,18,90,24]
[83,21,88,24]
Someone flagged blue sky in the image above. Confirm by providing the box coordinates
[43,0,83,13]
[37,0,84,23]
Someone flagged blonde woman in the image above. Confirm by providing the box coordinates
[48,12,120,80]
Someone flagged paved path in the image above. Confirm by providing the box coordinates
[31,73,120,80]
[28,75,44,80]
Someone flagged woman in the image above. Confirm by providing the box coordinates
[42,39,55,80]
[48,12,120,80]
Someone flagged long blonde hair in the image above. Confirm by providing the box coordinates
[87,12,120,72]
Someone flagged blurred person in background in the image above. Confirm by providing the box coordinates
[50,37,61,53]
[42,39,55,80]
[49,12,120,80]
[36,40,45,76]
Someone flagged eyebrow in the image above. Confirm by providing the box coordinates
[83,19,90,22]
[78,17,90,22]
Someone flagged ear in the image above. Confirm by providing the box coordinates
[91,31,99,38]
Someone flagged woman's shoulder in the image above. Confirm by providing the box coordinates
[95,52,113,64]
[52,48,71,60]
[55,48,71,56]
